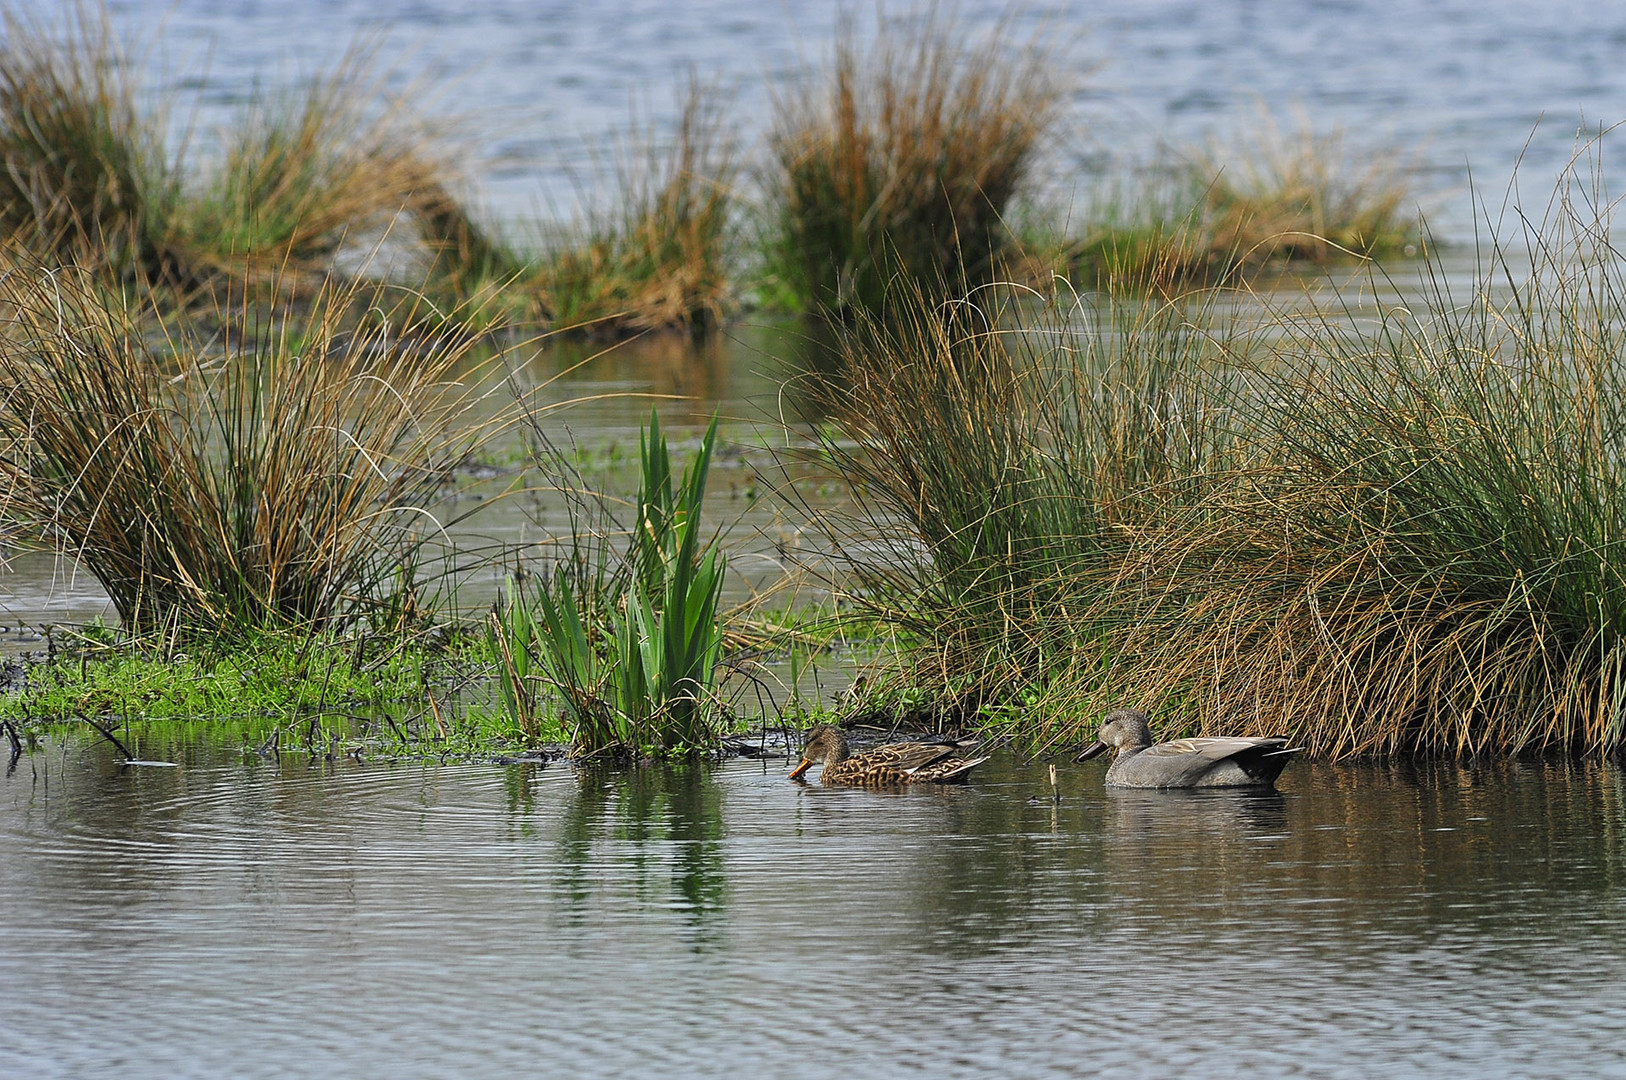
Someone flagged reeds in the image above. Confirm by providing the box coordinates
[1199,121,1414,268]
[817,148,1626,757]
[491,411,728,754]
[541,81,736,337]
[808,283,1242,708]
[0,263,493,635]
[1087,174,1626,757]
[0,2,173,278]
[411,177,534,320]
[767,11,1059,320]
[407,81,737,337]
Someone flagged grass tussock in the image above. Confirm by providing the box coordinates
[1037,122,1417,291]
[1089,181,1626,757]
[540,80,736,337]
[821,148,1626,757]
[0,262,495,635]
[807,283,1241,712]
[167,47,438,286]
[0,2,173,279]
[767,11,1060,320]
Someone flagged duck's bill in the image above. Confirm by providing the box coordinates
[1074,741,1108,762]
[788,758,813,780]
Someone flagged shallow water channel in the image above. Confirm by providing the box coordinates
[2,740,1624,1078]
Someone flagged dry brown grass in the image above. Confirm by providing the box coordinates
[0,260,497,634]
[767,10,1060,318]
[0,1,174,279]
[1072,203,1626,757]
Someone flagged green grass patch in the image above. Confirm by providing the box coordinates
[0,627,564,759]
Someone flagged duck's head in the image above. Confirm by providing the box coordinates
[788,723,850,780]
[1075,709,1154,761]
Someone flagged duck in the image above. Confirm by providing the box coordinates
[1075,709,1300,789]
[788,723,989,786]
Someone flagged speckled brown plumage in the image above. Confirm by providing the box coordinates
[788,723,988,786]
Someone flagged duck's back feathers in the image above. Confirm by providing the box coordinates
[1115,734,1298,788]
[814,737,990,787]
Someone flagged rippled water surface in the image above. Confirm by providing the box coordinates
[2,744,1624,1078]
[4,8,1626,1071]
[55,0,1626,233]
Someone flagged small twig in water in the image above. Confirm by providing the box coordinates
[77,713,133,761]
[3,719,22,768]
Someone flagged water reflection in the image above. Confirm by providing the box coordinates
[555,761,727,947]
[2,743,1625,1078]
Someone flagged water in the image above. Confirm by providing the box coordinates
[53,0,1626,236]
[5,9,1626,1069]
[2,742,1623,1078]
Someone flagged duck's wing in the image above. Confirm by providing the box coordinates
[1145,736,1289,762]
[1142,736,1297,784]
[862,740,959,773]
[913,754,990,782]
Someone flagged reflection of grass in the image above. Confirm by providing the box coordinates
[554,762,727,940]
[765,11,1059,319]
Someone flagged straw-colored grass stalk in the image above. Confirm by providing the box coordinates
[767,11,1060,320]
[0,262,494,635]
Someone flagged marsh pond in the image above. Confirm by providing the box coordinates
[7,1,1626,1077]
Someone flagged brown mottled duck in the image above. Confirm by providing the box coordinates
[787,723,989,786]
